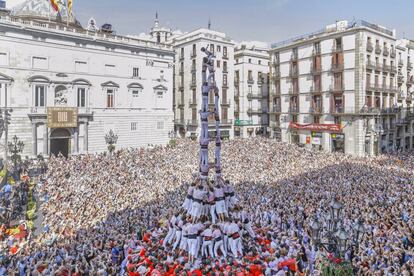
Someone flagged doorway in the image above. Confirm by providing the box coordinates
[50,128,71,157]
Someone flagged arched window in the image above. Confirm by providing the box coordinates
[157,33,161,43]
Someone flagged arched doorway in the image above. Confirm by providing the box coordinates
[50,128,71,157]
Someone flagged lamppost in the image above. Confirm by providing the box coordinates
[105,129,118,154]
[309,197,365,271]
[168,130,177,147]
[7,135,24,173]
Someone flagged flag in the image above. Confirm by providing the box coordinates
[68,0,73,16]
[50,0,60,12]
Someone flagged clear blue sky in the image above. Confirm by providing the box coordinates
[8,0,414,43]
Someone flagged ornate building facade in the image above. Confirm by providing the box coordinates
[0,1,175,158]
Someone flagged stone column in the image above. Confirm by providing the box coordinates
[83,122,88,152]
[43,124,48,156]
[32,123,37,156]
[73,127,79,154]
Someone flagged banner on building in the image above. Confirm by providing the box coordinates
[290,122,342,132]
[47,107,78,128]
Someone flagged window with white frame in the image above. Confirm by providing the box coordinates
[156,91,163,98]
[133,67,139,78]
[132,90,140,98]
[34,85,46,107]
[77,87,86,107]
[131,122,137,131]
[32,56,48,69]
[157,121,164,130]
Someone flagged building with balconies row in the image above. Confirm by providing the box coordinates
[0,1,175,158]
[269,20,414,156]
[234,42,269,138]
[172,29,235,139]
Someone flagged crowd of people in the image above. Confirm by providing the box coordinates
[0,137,413,275]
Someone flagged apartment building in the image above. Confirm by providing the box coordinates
[172,29,235,139]
[269,20,414,156]
[234,43,270,137]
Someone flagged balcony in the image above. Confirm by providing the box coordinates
[366,83,376,91]
[398,59,404,67]
[187,119,198,127]
[396,118,408,126]
[331,63,344,72]
[179,55,184,61]
[179,68,184,75]
[383,47,389,57]
[234,78,240,86]
[381,107,400,114]
[191,51,197,58]
[390,65,397,74]
[366,41,373,52]
[189,99,197,107]
[247,77,254,84]
[408,62,413,71]
[390,49,396,58]
[234,88,239,98]
[177,99,185,108]
[289,68,299,78]
[375,62,382,72]
[309,106,323,114]
[290,53,298,61]
[288,106,299,113]
[375,44,381,54]
[382,64,390,73]
[223,67,228,73]
[247,93,263,99]
[310,85,322,93]
[29,107,46,114]
[398,75,405,84]
[272,71,281,80]
[221,99,231,106]
[178,84,184,91]
[247,108,262,115]
[330,106,345,114]
[191,65,196,73]
[189,81,197,89]
[329,84,344,93]
[221,119,233,126]
[175,119,185,125]
[332,44,343,53]
[366,60,376,70]
[222,82,229,89]
[222,54,229,60]
[270,105,281,113]
[311,65,322,75]
[288,87,299,95]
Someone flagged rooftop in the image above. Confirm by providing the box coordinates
[271,20,396,49]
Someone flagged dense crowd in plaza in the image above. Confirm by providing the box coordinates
[0,137,413,275]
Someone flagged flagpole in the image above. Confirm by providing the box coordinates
[66,0,69,27]
[48,0,51,23]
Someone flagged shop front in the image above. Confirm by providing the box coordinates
[331,133,345,153]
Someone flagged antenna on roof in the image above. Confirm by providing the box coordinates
[208,17,211,30]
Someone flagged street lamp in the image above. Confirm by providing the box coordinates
[309,197,366,264]
[105,129,118,154]
[7,135,24,172]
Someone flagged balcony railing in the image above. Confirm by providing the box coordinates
[223,67,228,73]
[375,44,381,54]
[247,108,262,114]
[310,85,322,93]
[312,48,321,56]
[366,60,375,70]
[222,54,229,60]
[330,106,345,114]
[221,119,233,125]
[398,75,404,84]
[191,51,197,58]
[177,99,185,108]
[366,41,373,52]
[375,62,382,71]
[398,59,404,67]
[310,106,323,113]
[390,49,396,58]
[288,87,299,95]
[329,84,344,93]
[234,78,240,86]
[332,44,343,53]
[383,47,389,57]
[179,55,184,61]
[311,66,322,75]
[175,119,185,125]
[189,81,197,88]
[408,62,413,71]
[189,99,197,106]
[331,63,344,72]
[191,65,196,72]
[272,71,281,80]
[247,77,254,84]
[289,106,299,113]
[289,68,299,77]
[187,119,198,126]
[291,53,298,61]
[271,106,281,113]
[247,93,263,99]
[221,99,231,106]
[366,83,376,91]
